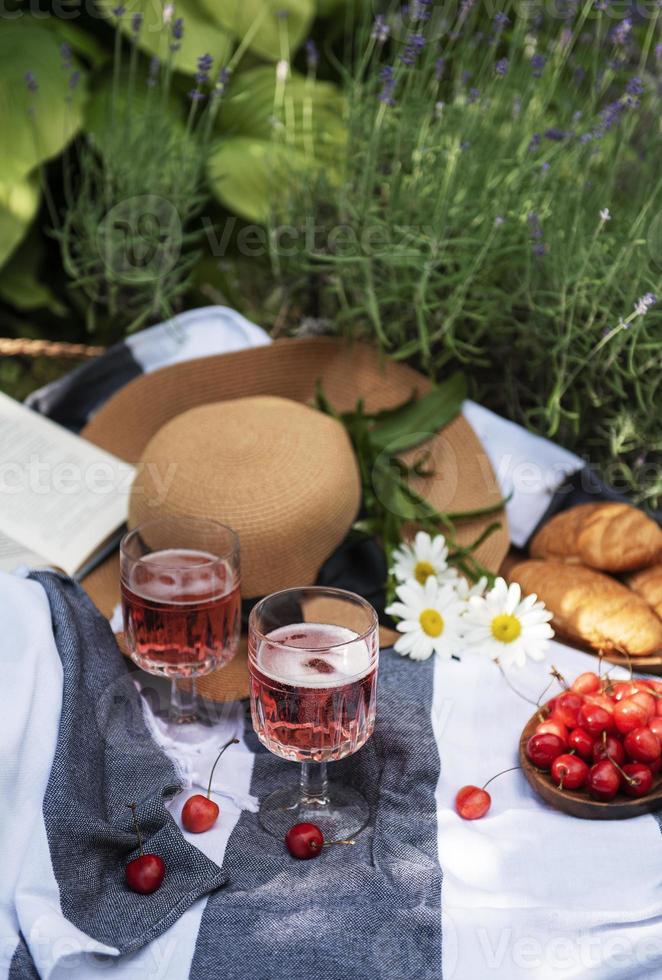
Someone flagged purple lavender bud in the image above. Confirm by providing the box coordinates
[371,15,390,43]
[188,88,205,102]
[411,0,432,20]
[24,71,38,93]
[111,4,125,16]
[634,293,657,316]
[493,12,509,30]
[378,65,396,106]
[131,12,142,33]
[531,53,545,77]
[544,127,567,141]
[626,76,644,97]
[171,17,184,40]
[435,57,445,81]
[573,66,585,86]
[147,56,160,87]
[468,86,480,104]
[400,31,426,66]
[60,42,73,69]
[305,39,318,70]
[68,69,80,91]
[612,17,631,45]
[195,52,213,85]
[495,58,508,76]
[528,132,541,152]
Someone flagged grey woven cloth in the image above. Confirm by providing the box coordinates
[8,571,442,979]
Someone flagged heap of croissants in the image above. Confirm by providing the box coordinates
[507,502,662,658]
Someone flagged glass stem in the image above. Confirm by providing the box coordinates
[170,678,197,724]
[300,762,329,805]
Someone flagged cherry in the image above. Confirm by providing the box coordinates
[587,760,620,801]
[285,822,324,859]
[613,698,650,735]
[125,803,165,894]
[657,697,662,718]
[648,717,662,741]
[568,727,595,761]
[630,690,656,721]
[571,671,600,696]
[526,732,565,769]
[592,734,625,766]
[181,737,239,834]
[621,763,654,798]
[455,785,491,820]
[611,681,639,701]
[550,754,589,790]
[535,718,568,743]
[577,703,614,736]
[584,693,615,714]
[553,692,583,728]
[649,756,662,775]
[623,726,661,764]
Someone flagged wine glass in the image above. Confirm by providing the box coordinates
[248,586,379,839]
[120,517,240,733]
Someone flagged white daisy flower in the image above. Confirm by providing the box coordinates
[385,576,466,661]
[453,575,488,603]
[391,531,459,587]
[462,577,554,667]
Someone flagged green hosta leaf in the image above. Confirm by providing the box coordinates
[97,0,231,77]
[208,137,313,222]
[0,21,87,184]
[371,373,468,451]
[196,0,314,62]
[217,65,345,158]
[0,176,40,271]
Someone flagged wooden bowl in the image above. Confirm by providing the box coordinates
[519,709,662,820]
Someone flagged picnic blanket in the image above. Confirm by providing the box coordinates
[2,568,662,980]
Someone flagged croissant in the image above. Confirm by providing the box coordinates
[626,564,662,620]
[508,559,662,656]
[530,502,662,573]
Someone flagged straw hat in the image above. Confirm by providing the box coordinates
[81,337,509,701]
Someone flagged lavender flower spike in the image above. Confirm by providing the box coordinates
[495,58,508,76]
[379,65,396,106]
[111,4,125,16]
[305,39,318,71]
[195,52,213,85]
[24,71,38,93]
[371,14,390,43]
[131,12,143,34]
[634,293,657,317]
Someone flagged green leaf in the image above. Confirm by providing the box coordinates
[97,0,232,77]
[208,137,312,223]
[44,20,110,69]
[196,0,314,62]
[0,20,87,184]
[0,175,40,271]
[316,0,348,13]
[370,372,468,451]
[209,67,345,221]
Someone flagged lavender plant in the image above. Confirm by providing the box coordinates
[53,14,229,336]
[268,1,662,507]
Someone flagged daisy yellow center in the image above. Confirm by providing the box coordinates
[491,613,522,643]
[419,608,444,638]
[414,560,436,585]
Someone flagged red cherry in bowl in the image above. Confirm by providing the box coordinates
[553,692,583,729]
[621,763,654,799]
[285,822,324,859]
[526,732,565,769]
[613,698,650,735]
[550,754,589,790]
[455,785,491,820]
[571,671,600,695]
[535,718,568,743]
[125,854,166,895]
[567,727,594,761]
[623,727,661,764]
[577,703,614,736]
[181,737,239,834]
[587,760,620,801]
[124,803,165,894]
[592,734,625,766]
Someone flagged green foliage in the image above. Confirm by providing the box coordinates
[196,0,314,62]
[0,21,87,184]
[0,176,40,270]
[315,376,505,584]
[269,1,662,507]
[208,66,345,220]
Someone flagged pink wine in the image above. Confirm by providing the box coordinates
[121,548,240,677]
[249,623,378,762]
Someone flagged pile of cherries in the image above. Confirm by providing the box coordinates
[525,670,662,801]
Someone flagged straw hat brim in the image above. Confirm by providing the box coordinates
[81,337,509,702]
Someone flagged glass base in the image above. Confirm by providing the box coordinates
[258,782,370,841]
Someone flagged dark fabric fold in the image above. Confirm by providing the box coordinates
[19,572,227,967]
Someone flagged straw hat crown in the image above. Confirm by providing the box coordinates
[129,395,361,597]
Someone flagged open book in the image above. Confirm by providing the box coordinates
[0,393,135,578]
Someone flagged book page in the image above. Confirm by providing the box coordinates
[0,393,135,575]
[0,530,51,573]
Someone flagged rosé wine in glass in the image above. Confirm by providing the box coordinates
[122,548,240,677]
[250,623,377,762]
[248,587,379,839]
[120,518,240,730]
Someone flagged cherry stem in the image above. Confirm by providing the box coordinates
[494,660,539,706]
[482,766,521,790]
[127,802,143,856]
[321,839,356,848]
[549,665,568,689]
[607,755,635,786]
[207,737,240,799]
